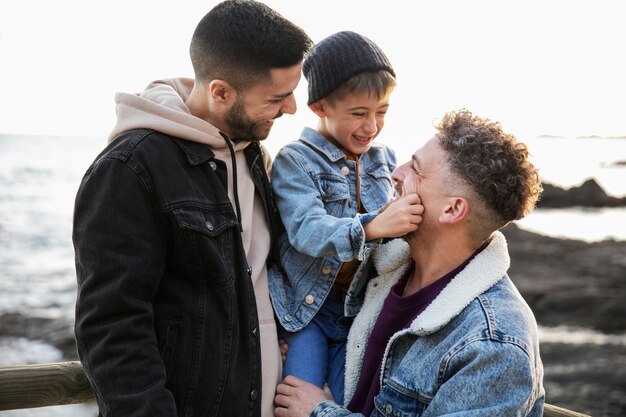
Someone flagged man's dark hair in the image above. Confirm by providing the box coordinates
[436,109,542,231]
[190,0,312,90]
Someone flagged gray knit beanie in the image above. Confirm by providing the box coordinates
[303,31,396,105]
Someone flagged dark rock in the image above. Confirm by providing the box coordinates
[503,223,626,333]
[538,178,626,208]
[503,223,626,416]
[0,312,78,359]
[541,342,626,416]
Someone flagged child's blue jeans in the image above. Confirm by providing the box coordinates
[282,288,353,405]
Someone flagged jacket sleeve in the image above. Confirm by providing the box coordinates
[73,157,176,416]
[310,401,363,417]
[270,147,377,262]
[422,339,543,416]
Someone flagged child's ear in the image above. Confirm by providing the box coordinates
[309,101,326,118]
[439,197,469,224]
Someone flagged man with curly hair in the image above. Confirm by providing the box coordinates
[275,109,545,416]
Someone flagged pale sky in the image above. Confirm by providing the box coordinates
[1,0,625,157]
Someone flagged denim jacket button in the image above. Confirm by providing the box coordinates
[284,314,292,322]
[252,327,258,337]
[209,161,217,171]
[305,295,315,305]
[322,266,331,275]
[341,166,350,175]
[385,404,393,414]
[205,221,214,231]
[250,389,258,401]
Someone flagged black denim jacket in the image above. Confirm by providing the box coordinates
[73,129,281,417]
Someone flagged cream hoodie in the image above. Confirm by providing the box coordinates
[109,78,281,417]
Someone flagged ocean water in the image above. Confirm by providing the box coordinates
[518,136,626,242]
[0,133,624,415]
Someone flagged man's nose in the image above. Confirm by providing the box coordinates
[281,94,297,115]
[391,164,404,182]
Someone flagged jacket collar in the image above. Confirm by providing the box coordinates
[171,135,217,166]
[410,231,510,334]
[375,231,510,336]
[299,127,347,162]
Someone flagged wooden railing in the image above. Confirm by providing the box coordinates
[0,361,591,416]
[0,362,93,410]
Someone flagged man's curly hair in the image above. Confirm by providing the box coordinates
[436,109,542,229]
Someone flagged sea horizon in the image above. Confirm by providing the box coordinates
[2,131,624,241]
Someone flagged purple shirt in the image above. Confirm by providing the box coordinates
[347,242,488,415]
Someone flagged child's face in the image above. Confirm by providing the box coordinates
[314,91,390,155]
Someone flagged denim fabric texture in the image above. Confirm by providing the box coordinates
[310,234,545,417]
[282,288,353,405]
[74,129,281,417]
[269,127,397,333]
[362,278,545,417]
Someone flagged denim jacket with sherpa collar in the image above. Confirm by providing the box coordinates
[309,232,545,417]
[269,127,396,332]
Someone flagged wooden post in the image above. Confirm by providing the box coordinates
[0,361,94,410]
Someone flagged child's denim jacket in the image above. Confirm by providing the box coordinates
[269,127,396,332]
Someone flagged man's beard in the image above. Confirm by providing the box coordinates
[224,96,281,141]
[403,215,428,242]
[402,228,419,242]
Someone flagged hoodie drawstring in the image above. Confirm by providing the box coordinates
[219,132,243,233]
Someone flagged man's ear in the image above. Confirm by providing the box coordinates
[209,79,234,103]
[309,101,326,118]
[439,197,469,224]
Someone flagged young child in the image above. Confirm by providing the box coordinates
[269,31,422,404]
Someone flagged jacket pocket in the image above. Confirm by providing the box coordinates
[372,379,428,417]
[363,164,395,208]
[157,318,182,387]
[172,205,239,288]
[315,173,350,216]
[173,205,238,236]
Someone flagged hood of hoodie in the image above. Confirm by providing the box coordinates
[108,77,252,162]
[107,76,274,246]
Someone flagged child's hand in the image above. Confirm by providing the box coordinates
[279,339,289,364]
[379,172,419,214]
[365,193,423,241]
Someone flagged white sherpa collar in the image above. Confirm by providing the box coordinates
[372,237,412,275]
[408,231,510,335]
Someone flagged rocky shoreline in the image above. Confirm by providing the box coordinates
[503,222,626,417]
[2,224,625,416]
[503,223,626,334]
[1,223,622,349]
[538,178,626,209]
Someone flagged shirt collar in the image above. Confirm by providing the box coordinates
[299,127,347,162]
